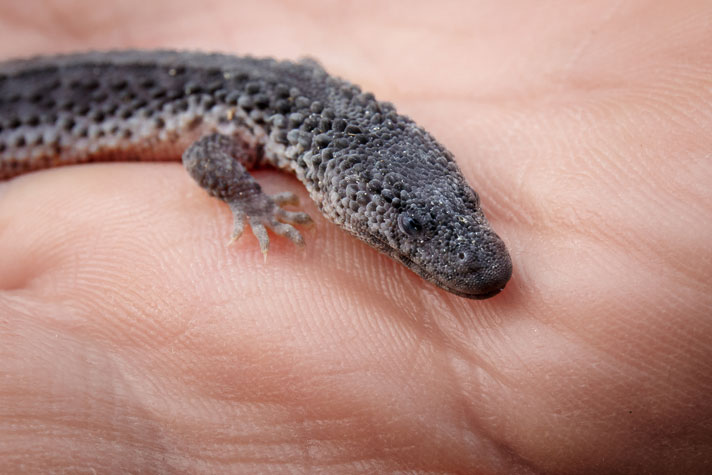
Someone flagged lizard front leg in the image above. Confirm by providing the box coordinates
[182,133,312,255]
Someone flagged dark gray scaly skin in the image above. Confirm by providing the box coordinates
[0,50,512,299]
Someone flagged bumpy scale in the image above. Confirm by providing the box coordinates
[0,50,512,299]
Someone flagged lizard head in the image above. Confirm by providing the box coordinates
[336,133,512,300]
[385,184,512,299]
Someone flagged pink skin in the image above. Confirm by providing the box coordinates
[1,1,711,473]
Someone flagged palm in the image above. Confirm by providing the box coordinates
[1,1,710,473]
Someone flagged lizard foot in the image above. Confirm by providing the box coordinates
[183,133,313,256]
[227,193,312,255]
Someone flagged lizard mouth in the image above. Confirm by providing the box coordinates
[454,286,504,300]
[358,229,510,300]
[437,260,512,300]
[481,287,504,298]
[393,251,509,300]
[429,275,506,300]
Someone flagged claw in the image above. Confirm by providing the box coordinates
[227,206,246,246]
[249,219,270,257]
[270,221,305,246]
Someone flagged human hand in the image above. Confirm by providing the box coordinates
[1,1,710,473]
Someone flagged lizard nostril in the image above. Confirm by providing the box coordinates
[457,249,484,274]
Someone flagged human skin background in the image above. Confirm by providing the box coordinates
[0,0,711,473]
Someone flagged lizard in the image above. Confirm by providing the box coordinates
[0,50,512,299]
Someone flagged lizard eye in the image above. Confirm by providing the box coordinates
[398,214,423,237]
